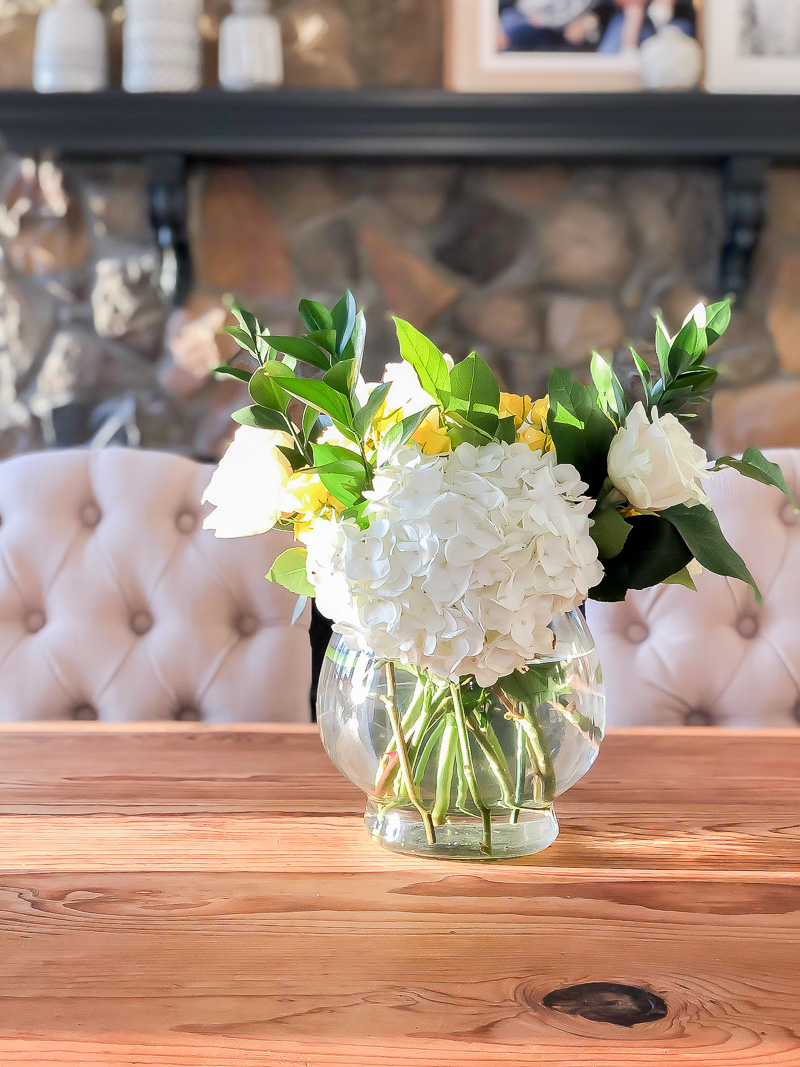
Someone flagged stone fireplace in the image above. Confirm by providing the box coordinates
[0,0,797,464]
[1,152,797,463]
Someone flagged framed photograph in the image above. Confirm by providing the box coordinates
[705,0,800,93]
[445,0,699,92]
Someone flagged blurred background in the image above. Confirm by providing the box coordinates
[0,0,796,465]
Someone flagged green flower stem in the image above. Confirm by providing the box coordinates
[383,662,436,845]
[412,715,447,781]
[466,716,518,814]
[509,708,556,804]
[374,752,400,798]
[374,676,427,789]
[510,723,526,826]
[450,681,492,856]
[523,707,557,804]
[493,685,557,805]
[456,763,469,813]
[432,718,457,825]
[407,679,435,748]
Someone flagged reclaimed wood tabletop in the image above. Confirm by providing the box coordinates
[0,723,798,1066]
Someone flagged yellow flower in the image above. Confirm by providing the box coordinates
[518,425,550,453]
[516,394,554,454]
[284,470,327,514]
[529,396,549,427]
[499,392,531,430]
[412,418,452,455]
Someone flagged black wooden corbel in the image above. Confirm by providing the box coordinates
[146,152,193,306]
[719,155,769,299]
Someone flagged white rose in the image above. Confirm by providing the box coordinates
[202,425,293,538]
[371,353,455,422]
[607,401,711,512]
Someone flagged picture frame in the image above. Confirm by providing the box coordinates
[705,0,800,93]
[445,0,678,92]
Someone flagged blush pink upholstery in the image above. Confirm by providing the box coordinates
[586,449,800,728]
[0,448,311,723]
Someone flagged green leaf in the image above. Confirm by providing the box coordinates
[331,291,357,356]
[446,409,494,441]
[231,405,291,432]
[221,325,260,356]
[341,310,366,378]
[590,351,622,418]
[213,363,252,384]
[311,448,369,509]
[590,507,632,560]
[673,367,718,393]
[662,567,698,592]
[277,444,308,472]
[227,302,269,363]
[302,405,325,445]
[353,381,391,438]
[267,336,331,371]
[495,415,517,445]
[248,362,293,412]
[712,448,800,513]
[629,348,652,406]
[394,318,450,407]
[266,547,315,597]
[663,503,761,604]
[306,329,338,356]
[299,299,334,334]
[291,595,309,625]
[668,318,701,378]
[498,664,566,709]
[704,300,732,346]
[229,301,260,338]
[657,386,701,416]
[546,368,617,495]
[447,352,500,434]
[447,423,487,448]
[323,358,357,398]
[277,378,355,440]
[589,515,693,603]
[377,406,437,463]
[311,441,364,469]
[654,314,671,378]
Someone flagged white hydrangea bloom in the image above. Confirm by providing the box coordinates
[301,441,603,687]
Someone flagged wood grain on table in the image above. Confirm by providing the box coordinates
[0,724,798,1066]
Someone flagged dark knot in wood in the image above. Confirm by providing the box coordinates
[541,982,668,1028]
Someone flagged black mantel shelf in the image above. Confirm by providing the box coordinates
[0,89,799,160]
[1,88,789,300]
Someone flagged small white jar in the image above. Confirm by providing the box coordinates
[33,0,108,93]
[219,0,284,91]
[123,0,202,93]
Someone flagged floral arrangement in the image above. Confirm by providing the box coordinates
[202,292,795,856]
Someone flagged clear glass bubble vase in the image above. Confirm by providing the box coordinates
[317,610,605,862]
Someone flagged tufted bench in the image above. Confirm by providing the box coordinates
[0,448,311,723]
[586,449,800,728]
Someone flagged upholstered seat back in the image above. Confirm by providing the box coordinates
[586,450,800,728]
[0,448,311,723]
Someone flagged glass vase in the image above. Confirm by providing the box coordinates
[317,610,605,862]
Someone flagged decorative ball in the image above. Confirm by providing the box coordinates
[640,26,703,91]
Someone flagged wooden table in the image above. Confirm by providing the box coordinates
[0,724,798,1066]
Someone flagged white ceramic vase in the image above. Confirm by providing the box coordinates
[219,0,284,90]
[123,0,202,93]
[33,0,108,93]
